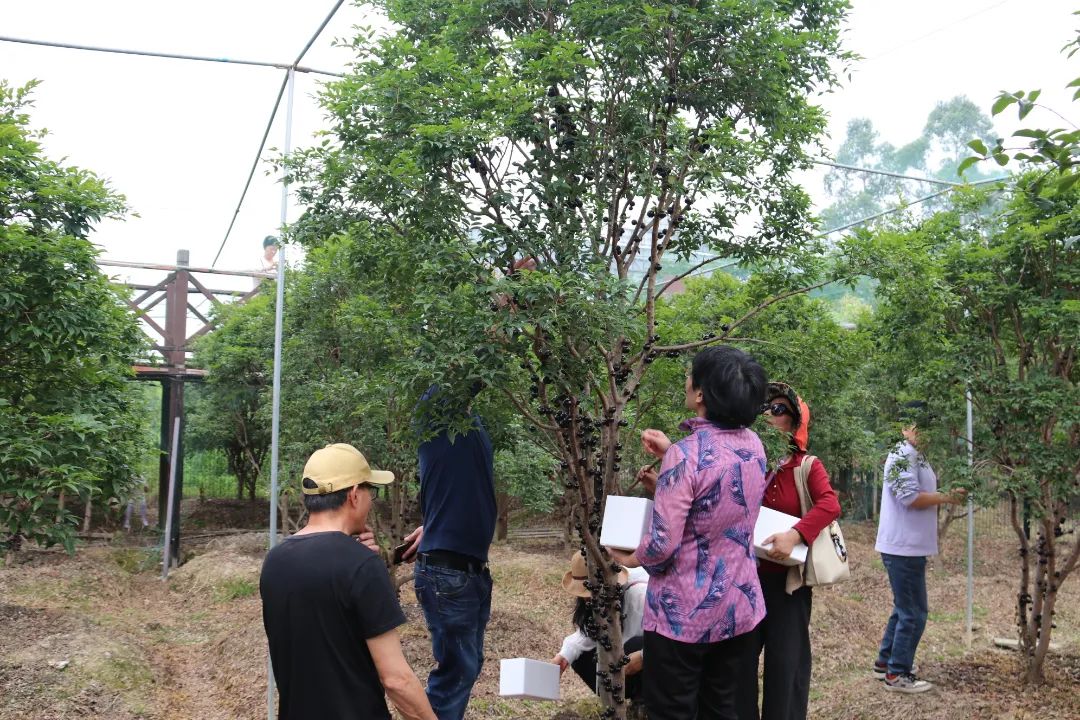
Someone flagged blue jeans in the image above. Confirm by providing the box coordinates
[877,553,928,675]
[414,561,492,720]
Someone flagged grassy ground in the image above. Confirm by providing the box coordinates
[0,504,1077,720]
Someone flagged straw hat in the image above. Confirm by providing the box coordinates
[561,552,628,598]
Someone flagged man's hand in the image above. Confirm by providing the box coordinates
[401,526,423,563]
[946,487,968,505]
[637,465,658,495]
[624,650,644,677]
[357,527,381,554]
[641,429,672,460]
[762,529,802,562]
[551,654,569,675]
[606,547,641,568]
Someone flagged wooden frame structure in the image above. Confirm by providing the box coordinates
[101,250,269,564]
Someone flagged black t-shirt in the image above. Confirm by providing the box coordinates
[260,532,406,720]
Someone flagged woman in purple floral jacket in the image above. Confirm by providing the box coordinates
[609,346,769,720]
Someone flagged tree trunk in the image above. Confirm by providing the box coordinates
[550,385,633,720]
[389,478,406,547]
[279,490,289,538]
[1010,493,1040,682]
[496,492,510,542]
[82,495,93,533]
[562,492,574,550]
[938,502,963,543]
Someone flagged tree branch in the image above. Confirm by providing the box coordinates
[724,277,842,336]
[654,256,740,299]
[499,387,557,431]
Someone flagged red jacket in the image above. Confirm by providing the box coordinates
[759,452,841,573]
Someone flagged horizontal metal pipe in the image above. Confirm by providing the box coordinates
[0,34,344,77]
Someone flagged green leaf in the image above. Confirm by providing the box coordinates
[967,139,988,156]
[993,153,1010,166]
[1056,172,1080,192]
[957,156,981,176]
[991,94,1016,116]
[1012,129,1047,139]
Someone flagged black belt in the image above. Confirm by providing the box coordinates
[418,550,488,574]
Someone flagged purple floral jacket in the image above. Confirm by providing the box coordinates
[636,417,768,643]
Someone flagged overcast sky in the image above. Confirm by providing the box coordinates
[2,0,1077,294]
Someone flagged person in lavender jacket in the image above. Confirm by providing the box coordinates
[874,401,966,694]
[608,346,769,720]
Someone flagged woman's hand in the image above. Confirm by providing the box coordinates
[946,487,968,505]
[551,654,569,675]
[606,547,641,568]
[624,651,644,677]
[762,529,802,562]
[636,465,659,495]
[641,429,672,459]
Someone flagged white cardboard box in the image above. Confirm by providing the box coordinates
[753,506,808,566]
[599,495,654,551]
[499,658,561,701]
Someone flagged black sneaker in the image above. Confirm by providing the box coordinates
[873,661,918,680]
[883,672,933,693]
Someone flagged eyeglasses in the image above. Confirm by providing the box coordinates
[764,403,791,417]
[363,483,382,500]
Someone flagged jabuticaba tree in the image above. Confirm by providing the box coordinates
[285,2,851,714]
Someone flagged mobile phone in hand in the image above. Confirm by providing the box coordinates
[391,542,410,565]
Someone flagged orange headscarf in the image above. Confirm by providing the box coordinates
[767,382,811,453]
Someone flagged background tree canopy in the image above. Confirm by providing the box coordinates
[0,81,144,555]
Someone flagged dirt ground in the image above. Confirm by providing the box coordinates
[0,505,1077,720]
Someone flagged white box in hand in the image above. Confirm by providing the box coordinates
[499,658,561,701]
[753,506,808,566]
[599,495,654,551]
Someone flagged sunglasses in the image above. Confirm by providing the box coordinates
[360,483,383,500]
[764,403,792,417]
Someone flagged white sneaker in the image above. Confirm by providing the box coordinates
[884,673,933,693]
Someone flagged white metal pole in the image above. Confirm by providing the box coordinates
[267,66,295,720]
[161,416,181,581]
[965,388,975,647]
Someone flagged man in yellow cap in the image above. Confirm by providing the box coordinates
[259,443,435,720]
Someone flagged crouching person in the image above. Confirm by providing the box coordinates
[260,443,436,720]
[551,553,648,706]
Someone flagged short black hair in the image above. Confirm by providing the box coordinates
[301,478,351,513]
[690,346,767,428]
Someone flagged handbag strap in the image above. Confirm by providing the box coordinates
[792,455,817,517]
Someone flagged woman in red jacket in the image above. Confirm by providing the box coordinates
[735,382,841,720]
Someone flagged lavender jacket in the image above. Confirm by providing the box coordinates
[636,418,769,643]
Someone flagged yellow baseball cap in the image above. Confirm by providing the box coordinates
[301,443,395,495]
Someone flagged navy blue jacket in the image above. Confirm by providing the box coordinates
[416,385,496,562]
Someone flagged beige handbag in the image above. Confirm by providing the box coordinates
[785,455,850,594]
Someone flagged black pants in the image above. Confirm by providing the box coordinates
[571,635,645,702]
[643,629,756,720]
[735,571,813,720]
